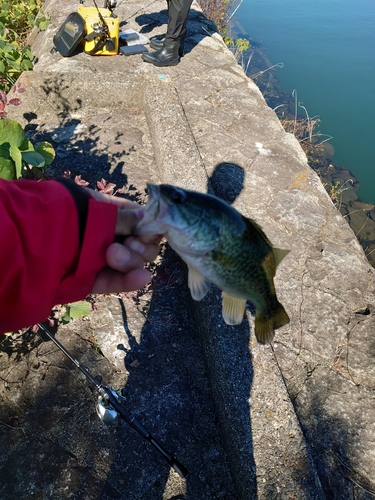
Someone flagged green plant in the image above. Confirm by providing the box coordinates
[329,179,354,208]
[223,36,250,63]
[329,181,343,205]
[88,336,102,354]
[0,0,49,91]
[0,118,55,180]
[61,301,93,324]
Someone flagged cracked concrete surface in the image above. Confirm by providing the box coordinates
[1,0,375,498]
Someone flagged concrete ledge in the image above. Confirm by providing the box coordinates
[144,77,207,189]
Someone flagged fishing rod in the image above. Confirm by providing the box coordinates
[37,323,188,479]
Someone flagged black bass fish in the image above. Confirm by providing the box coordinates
[136,184,290,344]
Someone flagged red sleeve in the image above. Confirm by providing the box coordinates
[0,179,117,334]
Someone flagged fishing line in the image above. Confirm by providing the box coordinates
[121,0,159,23]
[36,326,95,398]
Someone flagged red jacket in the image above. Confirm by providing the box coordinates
[0,179,117,334]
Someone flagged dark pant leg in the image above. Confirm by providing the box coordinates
[165,0,193,43]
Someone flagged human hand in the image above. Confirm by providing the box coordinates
[88,191,161,294]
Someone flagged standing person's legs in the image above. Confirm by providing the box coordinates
[142,0,193,66]
[165,0,192,43]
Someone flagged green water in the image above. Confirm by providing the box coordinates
[236,0,375,203]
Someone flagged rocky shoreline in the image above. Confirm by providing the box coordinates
[230,28,375,267]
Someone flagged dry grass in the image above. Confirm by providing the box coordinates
[197,0,240,32]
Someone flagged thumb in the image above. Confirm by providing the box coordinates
[115,207,145,235]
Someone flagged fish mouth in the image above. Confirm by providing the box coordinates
[145,183,173,221]
[145,183,161,216]
[134,183,168,236]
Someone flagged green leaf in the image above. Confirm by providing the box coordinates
[0,157,16,180]
[35,141,55,166]
[20,138,35,152]
[61,311,71,324]
[21,150,45,168]
[9,144,22,178]
[36,17,49,31]
[21,59,33,71]
[68,301,92,319]
[0,143,11,159]
[0,118,25,148]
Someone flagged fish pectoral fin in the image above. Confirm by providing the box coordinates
[273,248,290,267]
[188,266,211,301]
[254,303,290,344]
[221,292,247,325]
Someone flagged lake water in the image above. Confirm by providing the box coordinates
[232,0,375,204]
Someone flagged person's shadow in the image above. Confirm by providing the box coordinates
[103,162,257,498]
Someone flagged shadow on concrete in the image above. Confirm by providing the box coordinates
[0,160,254,498]
[19,76,144,193]
[135,9,169,35]
[294,389,375,499]
[135,7,218,57]
[106,161,256,498]
[204,163,257,499]
[0,328,122,499]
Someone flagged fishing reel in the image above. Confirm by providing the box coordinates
[90,20,109,36]
[80,0,117,8]
[96,386,125,426]
[104,0,117,12]
[37,323,189,479]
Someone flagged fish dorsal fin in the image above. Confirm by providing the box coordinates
[188,266,211,301]
[273,248,290,267]
[221,292,247,325]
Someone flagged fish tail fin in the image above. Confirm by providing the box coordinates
[255,303,290,344]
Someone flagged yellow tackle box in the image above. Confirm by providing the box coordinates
[78,6,119,55]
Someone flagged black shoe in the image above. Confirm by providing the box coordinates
[150,37,184,57]
[149,38,164,50]
[142,41,180,67]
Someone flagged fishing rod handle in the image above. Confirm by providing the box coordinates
[149,437,189,479]
[124,414,189,478]
[106,391,189,478]
[114,402,189,478]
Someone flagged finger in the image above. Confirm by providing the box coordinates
[124,236,161,262]
[91,268,151,294]
[139,234,164,244]
[115,208,145,235]
[106,243,145,272]
[87,189,143,210]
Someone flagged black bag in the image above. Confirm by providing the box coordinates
[53,12,86,57]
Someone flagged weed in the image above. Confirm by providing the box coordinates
[197,0,250,67]
[223,36,250,65]
[0,0,49,92]
[0,118,55,180]
[0,79,25,118]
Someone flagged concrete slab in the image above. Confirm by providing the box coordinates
[2,0,375,498]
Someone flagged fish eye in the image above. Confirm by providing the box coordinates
[171,189,186,204]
